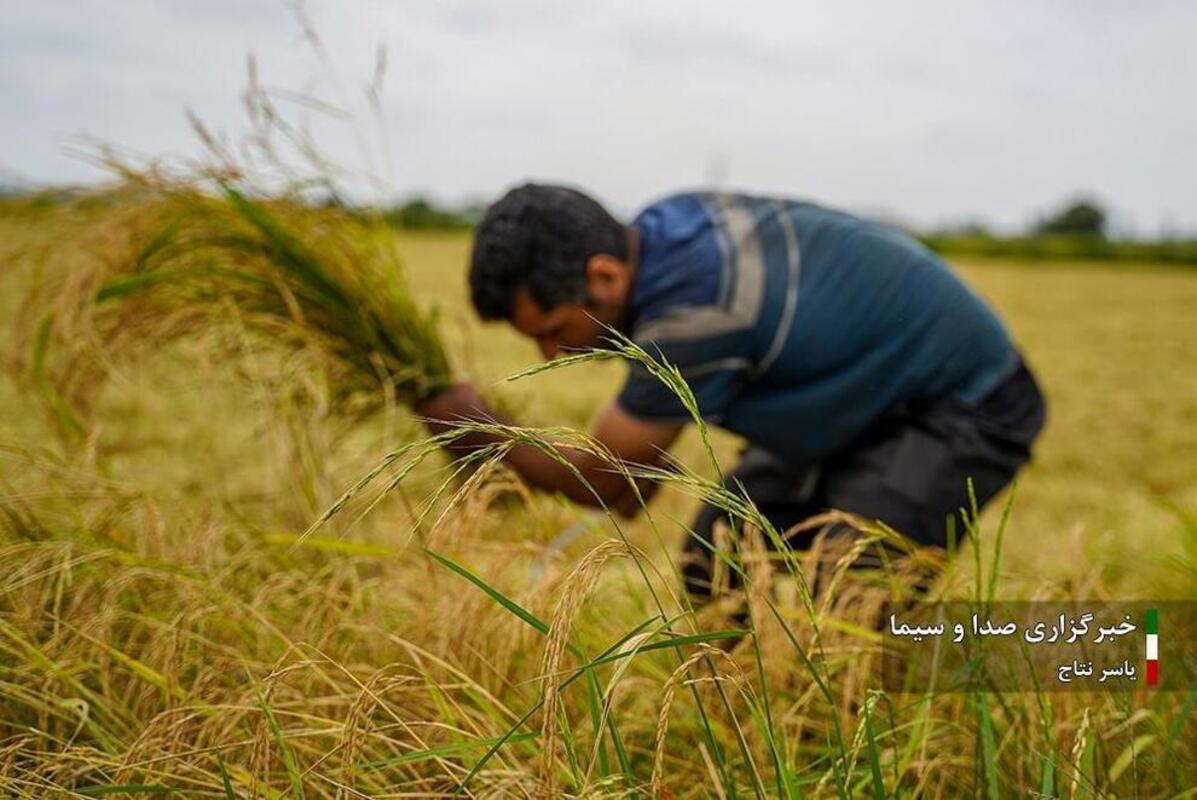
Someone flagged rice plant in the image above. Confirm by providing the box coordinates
[14,170,453,442]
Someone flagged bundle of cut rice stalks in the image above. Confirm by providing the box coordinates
[14,172,453,440]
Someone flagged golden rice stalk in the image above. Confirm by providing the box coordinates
[538,538,633,795]
[15,172,453,438]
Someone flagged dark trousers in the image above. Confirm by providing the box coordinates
[682,354,1048,602]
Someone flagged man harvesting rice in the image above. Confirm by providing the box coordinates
[417,185,1046,602]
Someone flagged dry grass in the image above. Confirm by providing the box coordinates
[1,193,1196,797]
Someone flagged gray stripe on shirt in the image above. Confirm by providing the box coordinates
[633,194,767,345]
[755,200,802,375]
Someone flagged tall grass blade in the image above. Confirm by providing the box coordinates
[216,753,236,800]
[976,693,1000,799]
[255,685,306,800]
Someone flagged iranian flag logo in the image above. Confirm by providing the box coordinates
[1145,608,1159,687]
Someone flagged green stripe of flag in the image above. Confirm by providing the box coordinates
[1145,608,1158,635]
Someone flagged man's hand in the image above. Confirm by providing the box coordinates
[412,382,683,516]
[414,382,489,430]
[590,403,682,515]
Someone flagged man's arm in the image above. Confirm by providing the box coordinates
[415,382,683,516]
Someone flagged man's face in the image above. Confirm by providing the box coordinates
[509,253,632,361]
[510,288,606,360]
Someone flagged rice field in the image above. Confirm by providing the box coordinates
[1,189,1196,797]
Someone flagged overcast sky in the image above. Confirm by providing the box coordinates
[3,1,1195,234]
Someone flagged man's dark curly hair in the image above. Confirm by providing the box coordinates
[469,183,628,321]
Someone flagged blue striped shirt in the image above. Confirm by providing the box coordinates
[617,192,1017,467]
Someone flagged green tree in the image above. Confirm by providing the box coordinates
[384,197,474,230]
[1036,198,1107,238]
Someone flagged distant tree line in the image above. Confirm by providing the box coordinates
[4,185,1194,264]
[381,198,483,230]
[919,197,1197,265]
[311,193,482,230]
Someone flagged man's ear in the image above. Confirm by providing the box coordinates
[584,254,630,305]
